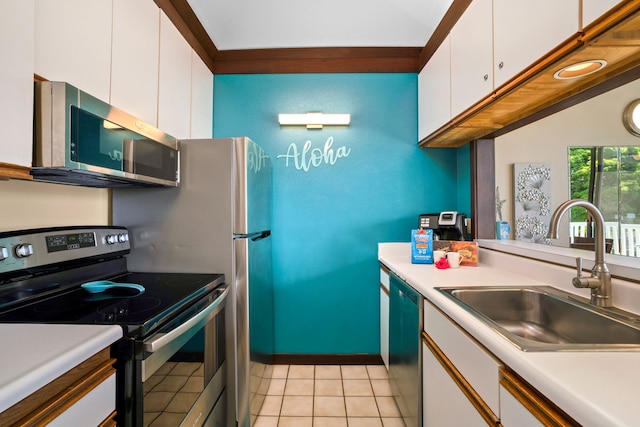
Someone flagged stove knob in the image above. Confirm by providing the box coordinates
[0,246,8,261]
[118,233,128,243]
[15,243,33,258]
[106,234,118,245]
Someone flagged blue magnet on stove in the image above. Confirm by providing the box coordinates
[81,280,145,295]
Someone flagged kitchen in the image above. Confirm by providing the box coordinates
[1,0,640,426]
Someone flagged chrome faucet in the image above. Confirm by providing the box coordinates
[547,199,612,307]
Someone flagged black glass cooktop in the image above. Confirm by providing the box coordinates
[0,272,224,338]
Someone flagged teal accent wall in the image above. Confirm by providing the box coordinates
[213,73,468,354]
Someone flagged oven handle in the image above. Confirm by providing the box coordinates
[143,286,229,353]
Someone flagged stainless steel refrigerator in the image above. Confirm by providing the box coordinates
[112,137,274,427]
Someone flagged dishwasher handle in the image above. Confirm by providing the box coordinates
[144,285,229,353]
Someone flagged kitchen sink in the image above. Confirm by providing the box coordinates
[436,286,640,351]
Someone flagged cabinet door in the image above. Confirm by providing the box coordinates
[424,301,501,415]
[111,0,160,126]
[499,384,544,427]
[158,12,192,139]
[423,342,488,426]
[379,267,390,369]
[582,0,621,28]
[0,0,34,167]
[190,52,214,138]
[493,0,579,88]
[450,0,493,118]
[418,35,451,141]
[34,0,112,102]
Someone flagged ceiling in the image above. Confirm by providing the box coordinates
[185,0,453,50]
[155,0,468,73]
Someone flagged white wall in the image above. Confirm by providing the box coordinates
[495,77,640,243]
[0,180,110,231]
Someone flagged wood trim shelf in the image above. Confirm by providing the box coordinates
[422,331,499,426]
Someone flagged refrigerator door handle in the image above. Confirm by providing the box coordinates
[234,230,271,241]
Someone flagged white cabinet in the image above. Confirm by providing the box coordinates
[450,0,493,118]
[379,265,390,369]
[493,0,579,88]
[0,0,34,168]
[191,52,214,138]
[582,0,621,28]
[423,301,502,416]
[499,384,544,427]
[48,373,116,427]
[422,300,579,426]
[418,35,451,141]
[158,11,192,139]
[34,0,112,102]
[423,341,488,426]
[111,0,160,126]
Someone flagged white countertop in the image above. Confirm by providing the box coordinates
[379,242,640,427]
[0,324,122,413]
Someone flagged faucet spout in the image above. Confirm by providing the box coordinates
[547,199,612,307]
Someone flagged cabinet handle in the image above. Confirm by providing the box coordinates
[498,61,504,70]
[483,74,488,81]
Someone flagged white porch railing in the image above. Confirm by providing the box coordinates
[570,222,640,257]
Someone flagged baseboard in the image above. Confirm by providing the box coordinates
[272,354,383,365]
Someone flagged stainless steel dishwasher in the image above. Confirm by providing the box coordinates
[389,272,423,427]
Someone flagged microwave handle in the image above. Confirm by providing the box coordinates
[143,286,229,353]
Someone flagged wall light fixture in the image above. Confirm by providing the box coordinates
[278,113,351,129]
[623,99,640,137]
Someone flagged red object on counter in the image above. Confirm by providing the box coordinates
[435,257,450,269]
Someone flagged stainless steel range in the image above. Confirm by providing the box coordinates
[0,226,228,426]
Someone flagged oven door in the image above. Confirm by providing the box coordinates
[136,285,228,427]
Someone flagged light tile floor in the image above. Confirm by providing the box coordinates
[255,364,405,427]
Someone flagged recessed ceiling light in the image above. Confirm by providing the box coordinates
[553,60,607,80]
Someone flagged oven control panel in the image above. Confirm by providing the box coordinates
[0,226,130,276]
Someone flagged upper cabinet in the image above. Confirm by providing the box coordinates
[0,0,34,171]
[419,0,608,146]
[158,12,192,139]
[34,0,112,103]
[111,0,160,127]
[493,0,579,88]
[450,0,493,118]
[418,35,451,140]
[31,0,212,141]
[191,53,214,139]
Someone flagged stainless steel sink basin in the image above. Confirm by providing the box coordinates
[436,286,640,351]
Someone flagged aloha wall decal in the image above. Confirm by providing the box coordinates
[277,136,351,172]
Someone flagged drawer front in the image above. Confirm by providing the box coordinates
[424,301,502,415]
[49,373,116,427]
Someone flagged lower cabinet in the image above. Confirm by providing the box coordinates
[422,339,491,426]
[379,264,390,369]
[0,347,117,426]
[422,300,579,426]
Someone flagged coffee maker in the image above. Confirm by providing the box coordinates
[418,211,467,240]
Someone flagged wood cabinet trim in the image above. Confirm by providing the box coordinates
[97,411,118,427]
[499,367,580,427]
[380,283,390,296]
[422,331,499,426]
[0,162,31,181]
[0,347,115,426]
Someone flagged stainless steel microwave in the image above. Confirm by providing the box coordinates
[33,81,179,187]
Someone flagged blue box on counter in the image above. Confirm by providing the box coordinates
[411,229,433,264]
